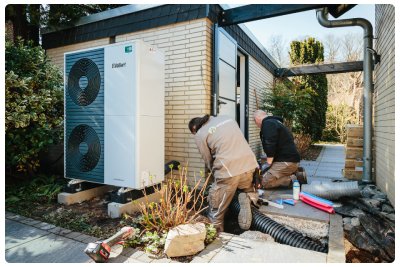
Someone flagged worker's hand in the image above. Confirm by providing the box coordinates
[267,157,273,165]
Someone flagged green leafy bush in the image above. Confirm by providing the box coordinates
[205,224,217,245]
[6,174,65,205]
[262,78,314,132]
[289,37,328,141]
[5,38,63,173]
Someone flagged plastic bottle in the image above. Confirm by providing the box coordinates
[293,180,300,200]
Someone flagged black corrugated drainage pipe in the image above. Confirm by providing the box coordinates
[316,7,374,184]
[230,197,328,253]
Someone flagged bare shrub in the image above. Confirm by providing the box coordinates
[294,133,312,158]
[137,165,211,233]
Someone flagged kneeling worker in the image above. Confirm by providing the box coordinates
[189,114,258,232]
[253,110,307,189]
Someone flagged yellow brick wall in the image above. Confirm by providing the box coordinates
[46,38,111,69]
[374,4,395,206]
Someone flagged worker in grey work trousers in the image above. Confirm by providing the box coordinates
[253,110,307,189]
[189,114,259,232]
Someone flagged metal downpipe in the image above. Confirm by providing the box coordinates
[316,8,374,183]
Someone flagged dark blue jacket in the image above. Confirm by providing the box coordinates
[260,116,300,162]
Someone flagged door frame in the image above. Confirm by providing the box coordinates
[212,24,249,141]
[237,47,249,141]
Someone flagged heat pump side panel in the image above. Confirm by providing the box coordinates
[135,116,165,188]
[104,42,137,188]
[135,41,165,188]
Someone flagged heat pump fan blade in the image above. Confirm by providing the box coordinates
[67,124,101,172]
[68,58,101,106]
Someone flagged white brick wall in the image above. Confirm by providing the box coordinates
[374,4,395,206]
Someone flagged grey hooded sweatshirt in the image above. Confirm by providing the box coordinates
[194,115,258,179]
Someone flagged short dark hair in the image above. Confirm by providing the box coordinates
[188,114,210,134]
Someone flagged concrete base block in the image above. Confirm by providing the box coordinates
[327,214,346,263]
[108,192,161,218]
[58,185,114,205]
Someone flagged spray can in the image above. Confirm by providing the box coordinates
[293,180,300,200]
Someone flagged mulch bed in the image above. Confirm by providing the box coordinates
[301,145,323,161]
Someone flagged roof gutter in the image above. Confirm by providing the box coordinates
[316,7,374,184]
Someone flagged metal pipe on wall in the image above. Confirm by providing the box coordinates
[316,8,374,183]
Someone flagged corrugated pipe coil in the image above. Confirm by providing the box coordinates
[230,197,328,253]
[301,181,360,200]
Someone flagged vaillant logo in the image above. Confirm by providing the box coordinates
[112,62,126,68]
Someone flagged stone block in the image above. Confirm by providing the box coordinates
[343,168,362,180]
[346,137,363,147]
[346,125,363,137]
[107,191,161,218]
[164,222,206,258]
[345,159,363,169]
[327,214,346,263]
[345,147,363,159]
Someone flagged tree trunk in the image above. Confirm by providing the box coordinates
[5,4,40,45]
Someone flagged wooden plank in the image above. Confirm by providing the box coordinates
[345,159,363,168]
[346,137,363,147]
[343,168,363,180]
[346,124,363,137]
[275,61,363,77]
[345,147,363,159]
[218,4,327,26]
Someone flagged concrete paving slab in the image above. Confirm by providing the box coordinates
[5,219,50,250]
[314,170,343,178]
[259,193,330,223]
[208,236,326,263]
[47,227,72,236]
[5,233,90,263]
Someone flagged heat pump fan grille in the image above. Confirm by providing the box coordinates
[67,124,101,172]
[68,58,101,106]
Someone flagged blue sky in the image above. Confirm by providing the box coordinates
[227,4,375,66]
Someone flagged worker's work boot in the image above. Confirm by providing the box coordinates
[238,193,252,230]
[296,167,307,185]
[247,191,261,208]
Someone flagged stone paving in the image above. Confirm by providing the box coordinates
[301,144,347,183]
[4,144,347,263]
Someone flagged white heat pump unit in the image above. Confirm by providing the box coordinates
[64,40,165,189]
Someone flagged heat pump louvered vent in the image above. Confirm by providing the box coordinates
[67,58,101,106]
[67,124,101,172]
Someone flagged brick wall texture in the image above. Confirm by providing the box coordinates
[374,4,395,206]
[46,18,273,185]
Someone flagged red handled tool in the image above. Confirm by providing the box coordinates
[84,226,135,263]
